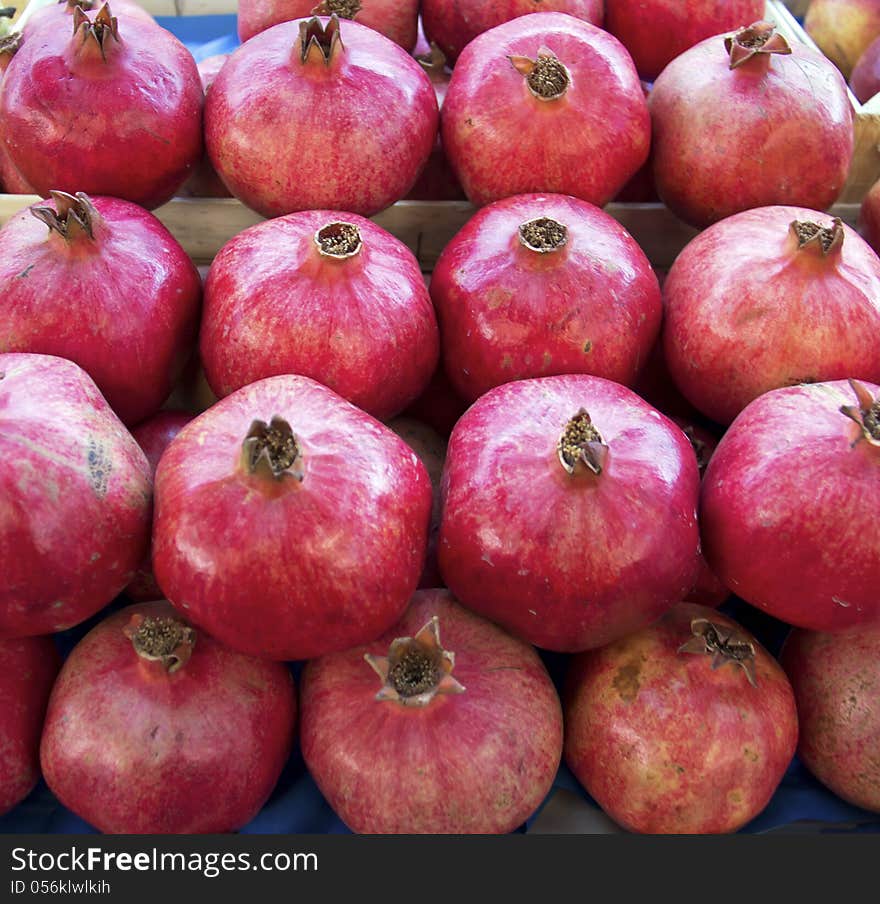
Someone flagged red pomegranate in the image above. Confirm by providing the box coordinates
[805,0,880,79]
[40,601,296,833]
[851,35,880,102]
[650,21,854,228]
[701,379,880,632]
[200,211,438,420]
[781,625,880,813]
[439,375,701,652]
[0,353,152,639]
[153,374,433,661]
[564,603,798,833]
[0,192,201,426]
[0,32,34,194]
[206,16,437,218]
[402,362,470,439]
[301,589,562,833]
[663,208,880,425]
[441,13,650,208]
[431,193,661,401]
[859,176,880,254]
[1,5,203,209]
[0,635,60,815]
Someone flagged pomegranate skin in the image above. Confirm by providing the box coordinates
[564,603,798,834]
[206,17,438,219]
[431,193,661,401]
[0,353,152,638]
[806,0,880,79]
[200,211,439,420]
[0,636,60,815]
[650,28,854,229]
[701,381,880,632]
[40,601,296,834]
[438,375,701,652]
[442,13,650,209]
[851,35,880,102]
[0,194,202,426]
[153,374,433,661]
[0,8,204,210]
[781,626,880,813]
[301,589,563,833]
[663,207,880,425]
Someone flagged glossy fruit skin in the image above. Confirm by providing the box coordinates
[0,195,202,426]
[0,9,203,210]
[422,0,603,64]
[431,193,661,401]
[0,37,35,194]
[701,381,880,632]
[851,35,880,102]
[564,603,798,833]
[805,0,880,80]
[0,353,152,638]
[650,33,854,228]
[206,17,438,218]
[663,206,880,425]
[301,589,563,833]
[781,626,880,813]
[438,375,701,652]
[40,601,296,834]
[200,210,439,420]
[604,0,764,81]
[858,176,880,253]
[442,13,650,208]
[180,54,231,198]
[153,374,433,661]
[0,636,60,816]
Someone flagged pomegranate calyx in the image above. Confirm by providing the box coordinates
[508,47,570,100]
[124,613,196,674]
[790,218,844,256]
[840,379,880,447]
[311,0,361,19]
[241,415,304,481]
[31,191,99,242]
[678,618,758,687]
[73,3,120,62]
[557,408,608,476]
[0,30,21,59]
[298,14,343,66]
[364,616,466,707]
[315,221,362,259]
[518,217,568,253]
[725,21,791,70]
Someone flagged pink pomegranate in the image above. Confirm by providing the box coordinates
[0,192,202,426]
[564,603,798,833]
[40,601,296,833]
[200,211,439,420]
[650,21,854,228]
[701,379,880,632]
[179,54,231,198]
[442,13,650,208]
[301,589,563,833]
[439,375,701,652]
[0,353,152,638]
[852,34,880,102]
[859,176,880,253]
[402,362,470,439]
[806,0,880,79]
[0,32,34,194]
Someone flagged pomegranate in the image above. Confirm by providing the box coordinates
[0,192,202,426]
[438,375,701,652]
[402,362,470,439]
[0,353,151,638]
[0,636,60,816]
[701,379,880,632]
[0,4,203,209]
[781,625,880,813]
[805,0,880,79]
[663,208,880,425]
[650,21,854,228]
[852,35,880,102]
[40,601,296,833]
[180,54,231,199]
[206,15,437,218]
[0,31,34,194]
[441,13,650,208]
[858,176,880,253]
[153,374,433,661]
[200,211,438,420]
[301,589,562,833]
[564,603,798,833]
[431,193,661,402]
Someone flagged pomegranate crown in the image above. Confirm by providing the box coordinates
[311,0,361,18]
[73,2,119,60]
[298,14,344,65]
[840,379,880,448]
[725,21,791,70]
[31,191,99,241]
[678,618,758,687]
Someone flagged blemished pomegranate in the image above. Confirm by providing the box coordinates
[200,211,439,420]
[431,193,661,401]
[0,636,60,816]
[0,192,202,426]
[441,13,650,208]
[858,176,880,253]
[805,0,880,79]
[852,35,880,102]
[180,54,231,199]
[206,15,437,218]
[663,208,880,425]
[153,374,433,661]
[781,626,880,813]
[402,362,470,439]
[438,375,701,652]
[650,21,854,229]
[564,603,798,833]
[701,379,880,632]
[0,353,152,638]
[301,589,563,833]
[40,601,296,833]
[1,4,203,209]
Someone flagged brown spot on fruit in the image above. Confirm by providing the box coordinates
[613,661,641,703]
